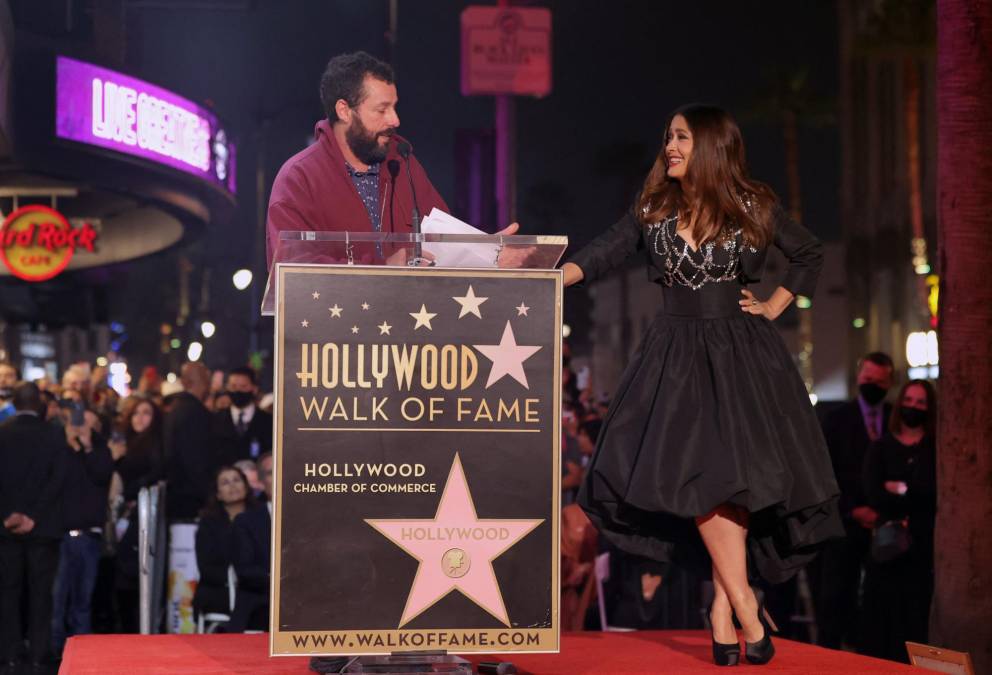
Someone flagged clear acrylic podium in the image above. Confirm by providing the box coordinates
[262,230,568,315]
[263,230,567,672]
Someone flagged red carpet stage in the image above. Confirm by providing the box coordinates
[58,631,938,674]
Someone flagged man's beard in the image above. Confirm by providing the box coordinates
[346,115,393,165]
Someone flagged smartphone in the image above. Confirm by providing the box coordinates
[110,429,126,444]
[70,401,85,426]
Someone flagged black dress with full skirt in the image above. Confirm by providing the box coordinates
[571,209,843,584]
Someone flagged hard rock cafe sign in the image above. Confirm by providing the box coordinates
[0,205,98,281]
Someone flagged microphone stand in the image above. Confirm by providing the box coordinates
[398,142,427,266]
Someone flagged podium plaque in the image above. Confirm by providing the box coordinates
[270,263,561,656]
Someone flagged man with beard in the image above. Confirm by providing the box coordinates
[813,352,894,650]
[266,51,456,269]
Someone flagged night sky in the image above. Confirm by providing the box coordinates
[61,0,843,371]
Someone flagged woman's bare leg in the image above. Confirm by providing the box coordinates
[696,505,763,642]
[710,564,737,643]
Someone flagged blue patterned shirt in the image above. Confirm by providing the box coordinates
[345,162,381,231]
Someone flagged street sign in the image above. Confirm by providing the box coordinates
[461,7,552,97]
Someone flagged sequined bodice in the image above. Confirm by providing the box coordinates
[648,215,758,290]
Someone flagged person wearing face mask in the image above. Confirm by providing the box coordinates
[814,351,894,651]
[860,380,936,662]
[210,367,272,468]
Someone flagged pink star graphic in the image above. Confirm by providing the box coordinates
[473,321,542,389]
[366,455,543,627]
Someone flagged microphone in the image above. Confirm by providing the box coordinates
[396,140,424,264]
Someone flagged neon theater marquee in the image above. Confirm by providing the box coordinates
[55,56,236,196]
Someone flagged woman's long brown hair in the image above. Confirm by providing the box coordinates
[638,104,777,248]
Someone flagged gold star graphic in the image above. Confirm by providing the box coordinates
[329,304,343,318]
[301,319,310,328]
[410,304,437,331]
[362,302,371,310]
[378,321,392,335]
[516,302,530,317]
[312,291,320,300]
[351,326,360,334]
[452,285,488,319]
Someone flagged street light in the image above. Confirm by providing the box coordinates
[233,269,253,290]
[906,330,939,380]
[201,321,216,339]
[187,341,203,362]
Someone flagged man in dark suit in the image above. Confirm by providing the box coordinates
[814,352,894,650]
[50,406,114,657]
[164,362,215,520]
[229,452,272,632]
[211,367,272,468]
[0,382,67,668]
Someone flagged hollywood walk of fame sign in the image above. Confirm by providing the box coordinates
[271,265,562,656]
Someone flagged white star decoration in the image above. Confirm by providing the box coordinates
[362,302,370,310]
[516,302,530,316]
[301,319,309,328]
[312,291,320,300]
[329,304,343,318]
[378,321,392,335]
[409,304,437,331]
[351,326,360,334]
[452,285,488,319]
[474,321,542,389]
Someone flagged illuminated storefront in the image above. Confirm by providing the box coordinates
[0,44,237,368]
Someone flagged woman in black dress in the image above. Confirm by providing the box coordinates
[193,466,257,621]
[861,380,936,662]
[563,104,842,666]
[110,397,165,632]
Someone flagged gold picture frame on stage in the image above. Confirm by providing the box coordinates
[905,642,975,675]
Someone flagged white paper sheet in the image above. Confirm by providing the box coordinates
[420,209,499,268]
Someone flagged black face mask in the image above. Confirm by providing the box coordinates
[228,391,254,408]
[859,382,888,405]
[900,406,927,429]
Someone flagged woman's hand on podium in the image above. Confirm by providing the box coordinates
[562,262,584,287]
[495,222,539,269]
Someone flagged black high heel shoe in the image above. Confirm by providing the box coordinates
[712,638,741,667]
[744,597,778,665]
[709,606,741,666]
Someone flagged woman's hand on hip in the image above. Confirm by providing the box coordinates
[740,287,794,320]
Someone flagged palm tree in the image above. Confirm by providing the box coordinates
[931,1,992,671]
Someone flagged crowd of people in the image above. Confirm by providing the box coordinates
[559,350,938,664]
[0,343,937,670]
[0,359,274,671]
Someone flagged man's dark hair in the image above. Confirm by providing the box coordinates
[228,366,258,387]
[11,381,42,412]
[860,352,894,371]
[319,51,395,122]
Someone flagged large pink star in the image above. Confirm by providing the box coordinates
[366,455,543,627]
[473,321,542,389]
